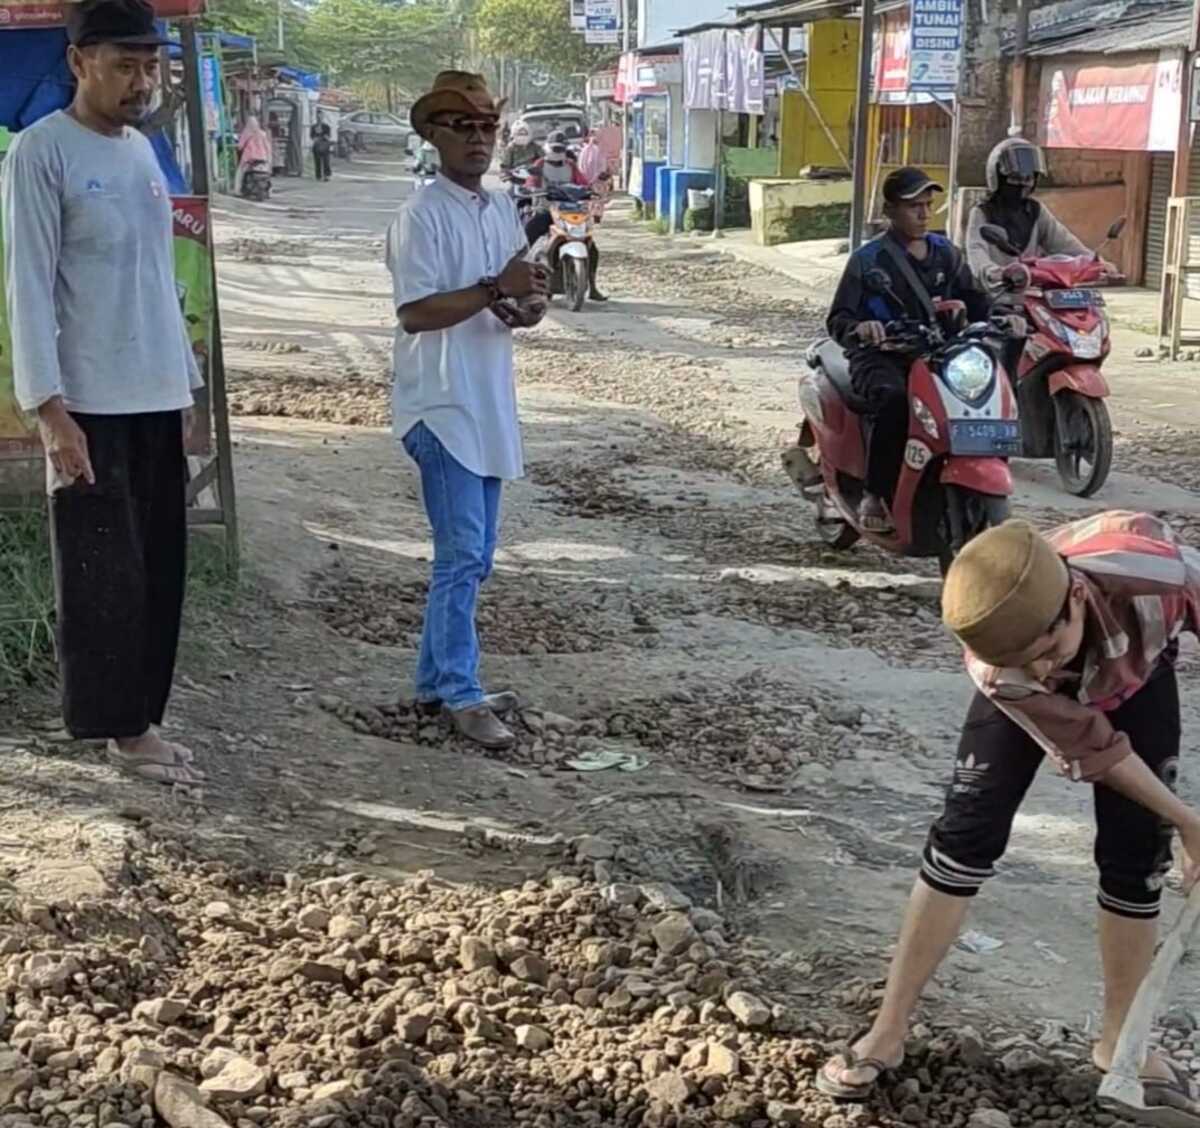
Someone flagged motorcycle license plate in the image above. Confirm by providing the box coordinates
[948,419,1022,456]
[1045,289,1098,310]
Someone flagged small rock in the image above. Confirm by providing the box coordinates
[310,1079,354,1103]
[970,1112,1013,1128]
[1134,346,1154,359]
[395,1009,434,1044]
[154,1073,230,1128]
[515,1024,553,1052]
[326,915,366,942]
[134,998,188,1026]
[651,913,698,956]
[646,1071,693,1108]
[767,1102,808,1125]
[277,1072,308,1092]
[641,882,692,911]
[296,905,330,931]
[199,1058,269,1102]
[575,836,616,861]
[706,1042,740,1077]
[459,936,497,972]
[509,953,549,984]
[726,990,770,1028]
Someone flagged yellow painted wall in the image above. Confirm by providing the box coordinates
[749,178,854,246]
[778,19,858,176]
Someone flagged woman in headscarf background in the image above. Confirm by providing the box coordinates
[235,116,272,196]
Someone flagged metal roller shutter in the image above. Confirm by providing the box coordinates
[1145,151,1174,289]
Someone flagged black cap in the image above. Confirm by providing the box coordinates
[882,166,945,204]
[65,0,169,49]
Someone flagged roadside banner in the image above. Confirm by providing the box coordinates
[682,27,763,114]
[570,0,585,31]
[1040,50,1182,151]
[874,8,911,96]
[0,0,202,27]
[0,132,37,460]
[0,193,213,461]
[908,0,963,95]
[172,195,213,456]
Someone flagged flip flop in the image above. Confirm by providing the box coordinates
[815,1036,904,1102]
[107,742,206,785]
[1101,1061,1200,1128]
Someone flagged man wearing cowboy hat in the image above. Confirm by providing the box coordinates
[386,71,549,750]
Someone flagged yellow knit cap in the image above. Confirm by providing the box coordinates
[942,520,1069,664]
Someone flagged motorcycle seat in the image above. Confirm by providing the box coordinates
[815,339,871,414]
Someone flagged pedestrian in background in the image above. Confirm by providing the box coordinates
[386,70,548,750]
[310,115,333,182]
[1,0,204,786]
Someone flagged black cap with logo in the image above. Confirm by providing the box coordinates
[65,0,170,48]
[882,166,945,204]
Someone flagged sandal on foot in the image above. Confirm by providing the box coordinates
[107,742,205,785]
[1102,1061,1200,1127]
[815,1043,904,1102]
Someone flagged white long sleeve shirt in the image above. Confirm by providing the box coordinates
[1,110,201,415]
[386,174,527,480]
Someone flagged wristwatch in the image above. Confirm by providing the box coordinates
[480,276,503,302]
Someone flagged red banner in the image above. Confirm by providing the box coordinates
[1039,53,1182,152]
[0,0,203,29]
[875,8,911,95]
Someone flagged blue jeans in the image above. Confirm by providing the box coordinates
[402,422,501,710]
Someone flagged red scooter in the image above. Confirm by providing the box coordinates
[979,219,1124,497]
[783,269,1021,571]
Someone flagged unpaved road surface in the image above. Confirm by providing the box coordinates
[5,156,1200,1128]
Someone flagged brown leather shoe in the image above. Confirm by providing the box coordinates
[416,690,520,718]
[446,704,516,750]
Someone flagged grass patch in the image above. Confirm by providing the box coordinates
[649,216,669,236]
[0,504,55,690]
[0,513,240,693]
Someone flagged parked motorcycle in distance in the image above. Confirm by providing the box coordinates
[240,160,271,202]
[527,183,598,312]
[503,166,536,223]
[979,217,1125,497]
[783,268,1021,572]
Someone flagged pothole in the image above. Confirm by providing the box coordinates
[583,677,926,790]
[228,371,389,427]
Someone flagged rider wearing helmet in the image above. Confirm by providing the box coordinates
[966,137,1090,283]
[500,123,541,173]
[525,130,606,302]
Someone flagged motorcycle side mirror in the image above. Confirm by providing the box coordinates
[979,224,1021,257]
[1107,216,1127,241]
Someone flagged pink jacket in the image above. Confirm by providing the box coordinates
[238,118,272,165]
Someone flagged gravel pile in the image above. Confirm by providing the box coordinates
[228,372,390,428]
[712,576,958,672]
[581,677,931,791]
[311,571,681,657]
[0,845,1151,1128]
[1115,423,1200,495]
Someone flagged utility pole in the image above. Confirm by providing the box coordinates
[1009,0,1029,135]
[848,0,875,251]
[620,0,631,191]
[276,0,284,52]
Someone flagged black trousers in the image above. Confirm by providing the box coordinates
[50,412,187,740]
[849,350,909,501]
[314,148,332,180]
[921,662,1180,919]
[524,208,600,285]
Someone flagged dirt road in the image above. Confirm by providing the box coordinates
[5,155,1200,1127]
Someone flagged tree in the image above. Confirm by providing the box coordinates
[473,0,603,76]
[201,0,321,69]
[307,0,460,107]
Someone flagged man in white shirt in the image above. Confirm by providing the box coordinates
[1,0,204,786]
[386,71,549,750]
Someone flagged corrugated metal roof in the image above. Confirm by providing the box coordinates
[1025,9,1192,55]
[729,0,903,23]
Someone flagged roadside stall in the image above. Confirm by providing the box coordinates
[0,0,238,572]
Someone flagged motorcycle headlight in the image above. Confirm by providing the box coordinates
[565,222,588,238]
[1065,323,1104,360]
[942,346,995,403]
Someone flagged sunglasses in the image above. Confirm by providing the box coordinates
[432,118,499,139]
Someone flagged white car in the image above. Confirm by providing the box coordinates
[341,110,412,148]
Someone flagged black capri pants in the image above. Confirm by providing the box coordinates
[921,662,1180,920]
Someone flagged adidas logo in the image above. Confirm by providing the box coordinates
[955,752,991,783]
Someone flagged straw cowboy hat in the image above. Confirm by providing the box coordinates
[411,71,508,138]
